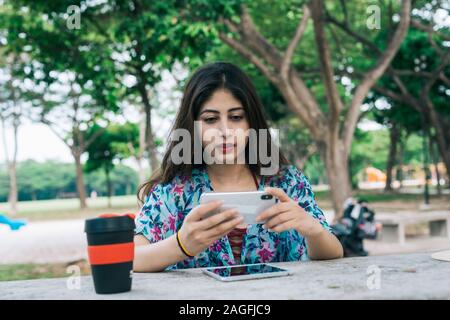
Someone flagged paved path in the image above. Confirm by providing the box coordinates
[1,251,450,299]
[0,219,87,264]
[1,212,449,264]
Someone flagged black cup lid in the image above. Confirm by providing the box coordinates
[85,215,135,234]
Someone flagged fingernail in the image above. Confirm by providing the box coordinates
[262,224,267,229]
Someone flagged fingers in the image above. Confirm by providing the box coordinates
[197,208,240,230]
[264,187,291,202]
[204,215,244,240]
[188,200,223,221]
[263,211,295,229]
[267,219,297,233]
[255,202,291,223]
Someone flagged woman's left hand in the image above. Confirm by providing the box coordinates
[255,187,325,238]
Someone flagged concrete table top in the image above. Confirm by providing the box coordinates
[1,251,449,300]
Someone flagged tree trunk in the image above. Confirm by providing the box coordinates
[430,136,442,196]
[7,162,18,216]
[144,103,159,173]
[319,140,351,220]
[385,123,399,192]
[138,110,147,184]
[396,137,405,190]
[137,80,159,174]
[423,95,450,184]
[1,114,19,216]
[73,151,87,210]
[217,0,410,219]
[105,168,112,209]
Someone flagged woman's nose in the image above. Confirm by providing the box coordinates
[218,119,231,137]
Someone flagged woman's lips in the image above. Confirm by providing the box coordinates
[220,143,235,153]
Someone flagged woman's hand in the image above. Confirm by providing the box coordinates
[255,187,324,238]
[178,200,244,256]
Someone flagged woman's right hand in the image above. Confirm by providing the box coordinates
[177,200,243,257]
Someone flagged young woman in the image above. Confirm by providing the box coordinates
[134,62,343,272]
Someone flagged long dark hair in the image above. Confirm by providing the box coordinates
[138,62,289,204]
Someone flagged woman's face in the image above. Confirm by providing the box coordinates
[197,89,250,164]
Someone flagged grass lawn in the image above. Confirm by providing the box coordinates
[0,195,141,221]
[1,188,449,221]
[314,188,450,211]
[0,260,91,282]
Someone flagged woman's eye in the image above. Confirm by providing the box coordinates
[230,115,244,121]
[203,117,217,123]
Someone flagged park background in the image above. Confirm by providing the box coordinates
[0,0,449,281]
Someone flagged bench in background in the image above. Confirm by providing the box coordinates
[376,211,450,245]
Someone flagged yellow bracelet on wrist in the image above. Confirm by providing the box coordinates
[176,230,195,258]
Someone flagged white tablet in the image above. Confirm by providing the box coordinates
[200,191,278,224]
[202,263,291,282]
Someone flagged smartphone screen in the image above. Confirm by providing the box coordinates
[206,264,287,278]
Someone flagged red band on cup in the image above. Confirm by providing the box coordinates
[98,213,136,220]
[88,242,134,265]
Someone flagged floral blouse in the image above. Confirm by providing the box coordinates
[134,165,332,270]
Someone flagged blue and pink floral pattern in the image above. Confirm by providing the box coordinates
[135,165,332,270]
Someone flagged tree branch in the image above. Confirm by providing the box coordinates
[40,116,71,147]
[310,0,344,125]
[422,51,450,97]
[235,5,284,70]
[84,124,108,150]
[343,0,411,152]
[219,4,326,140]
[411,19,450,41]
[439,72,450,87]
[218,32,280,84]
[281,5,310,80]
[325,13,382,55]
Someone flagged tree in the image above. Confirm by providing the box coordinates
[1,1,123,209]
[84,122,141,207]
[84,124,116,208]
[0,159,139,202]
[370,99,423,191]
[0,51,30,215]
[323,0,450,193]
[79,0,215,173]
[199,0,411,215]
[354,2,450,184]
[105,121,149,185]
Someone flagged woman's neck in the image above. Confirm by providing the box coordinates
[206,164,254,190]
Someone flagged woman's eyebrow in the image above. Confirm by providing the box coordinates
[199,107,244,115]
[227,107,244,112]
[199,109,220,115]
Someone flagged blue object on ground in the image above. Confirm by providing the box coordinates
[0,213,27,231]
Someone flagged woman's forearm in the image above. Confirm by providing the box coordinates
[305,229,344,260]
[133,235,187,272]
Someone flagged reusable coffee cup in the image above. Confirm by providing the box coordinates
[84,213,135,294]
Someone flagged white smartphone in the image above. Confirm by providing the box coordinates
[199,191,278,224]
[202,263,291,282]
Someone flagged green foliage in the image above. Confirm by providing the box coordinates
[0,160,138,202]
[349,128,390,186]
[84,121,140,199]
[1,0,442,203]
